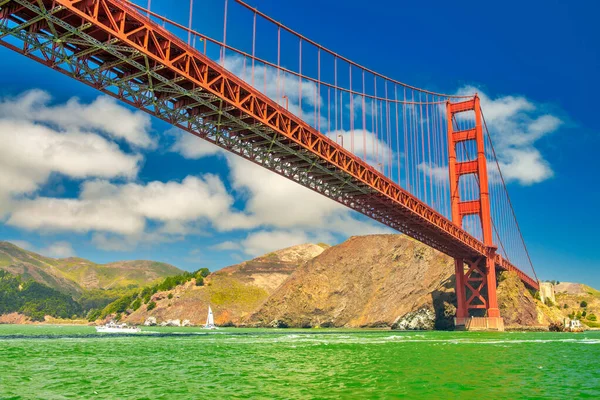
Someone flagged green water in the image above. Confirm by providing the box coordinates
[0,325,598,399]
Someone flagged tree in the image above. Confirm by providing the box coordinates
[576,311,582,319]
[580,301,588,308]
[582,310,587,318]
[196,268,210,278]
[146,301,157,311]
[131,298,142,311]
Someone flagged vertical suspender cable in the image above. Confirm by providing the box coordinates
[362,70,366,160]
[188,0,194,45]
[221,0,228,65]
[395,85,400,186]
[299,39,302,114]
[350,65,354,153]
[251,11,256,88]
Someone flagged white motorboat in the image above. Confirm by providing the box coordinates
[203,306,218,330]
[96,321,141,333]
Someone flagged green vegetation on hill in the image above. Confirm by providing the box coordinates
[91,268,210,321]
[0,241,184,294]
[0,270,82,321]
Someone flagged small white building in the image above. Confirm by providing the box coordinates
[563,318,582,330]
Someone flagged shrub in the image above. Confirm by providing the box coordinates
[196,268,210,278]
[563,304,568,309]
[588,314,597,321]
[146,301,157,311]
[544,298,554,307]
[576,311,582,319]
[533,291,541,301]
[195,277,204,286]
[131,298,142,311]
[582,310,587,317]
[87,308,102,322]
[580,301,588,308]
[168,293,173,300]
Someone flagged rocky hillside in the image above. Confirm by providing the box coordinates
[0,241,183,295]
[119,244,326,326]
[554,282,600,327]
[114,234,576,330]
[250,235,456,329]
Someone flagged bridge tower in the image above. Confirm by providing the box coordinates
[446,96,504,331]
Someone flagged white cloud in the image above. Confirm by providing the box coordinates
[0,91,143,218]
[417,162,449,184]
[41,241,76,258]
[6,240,34,251]
[456,86,562,185]
[169,128,222,159]
[0,89,154,148]
[7,175,236,242]
[209,241,240,251]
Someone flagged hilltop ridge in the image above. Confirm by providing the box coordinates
[0,241,184,295]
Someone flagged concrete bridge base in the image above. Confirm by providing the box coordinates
[454,317,505,331]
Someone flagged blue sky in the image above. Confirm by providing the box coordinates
[0,0,598,287]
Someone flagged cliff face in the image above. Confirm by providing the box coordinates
[497,271,540,327]
[249,235,455,328]
[121,244,326,326]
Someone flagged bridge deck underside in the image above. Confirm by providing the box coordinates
[0,0,538,290]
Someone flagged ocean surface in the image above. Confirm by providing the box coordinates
[0,325,598,399]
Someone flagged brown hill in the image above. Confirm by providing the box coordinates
[91,234,597,330]
[121,243,326,326]
[0,241,183,295]
[250,235,456,328]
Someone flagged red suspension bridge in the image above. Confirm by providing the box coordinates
[0,0,539,330]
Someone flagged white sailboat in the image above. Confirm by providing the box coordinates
[203,305,218,330]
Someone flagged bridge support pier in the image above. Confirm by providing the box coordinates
[453,255,504,331]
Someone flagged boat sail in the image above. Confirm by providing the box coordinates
[203,305,217,330]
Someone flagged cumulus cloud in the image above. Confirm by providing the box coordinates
[41,241,76,258]
[7,175,237,245]
[0,89,154,148]
[0,91,144,218]
[6,240,34,251]
[456,86,561,185]
[169,128,222,159]
[209,241,240,251]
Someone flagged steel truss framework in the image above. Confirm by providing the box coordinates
[0,0,538,295]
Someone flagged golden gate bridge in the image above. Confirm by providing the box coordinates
[0,0,540,330]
